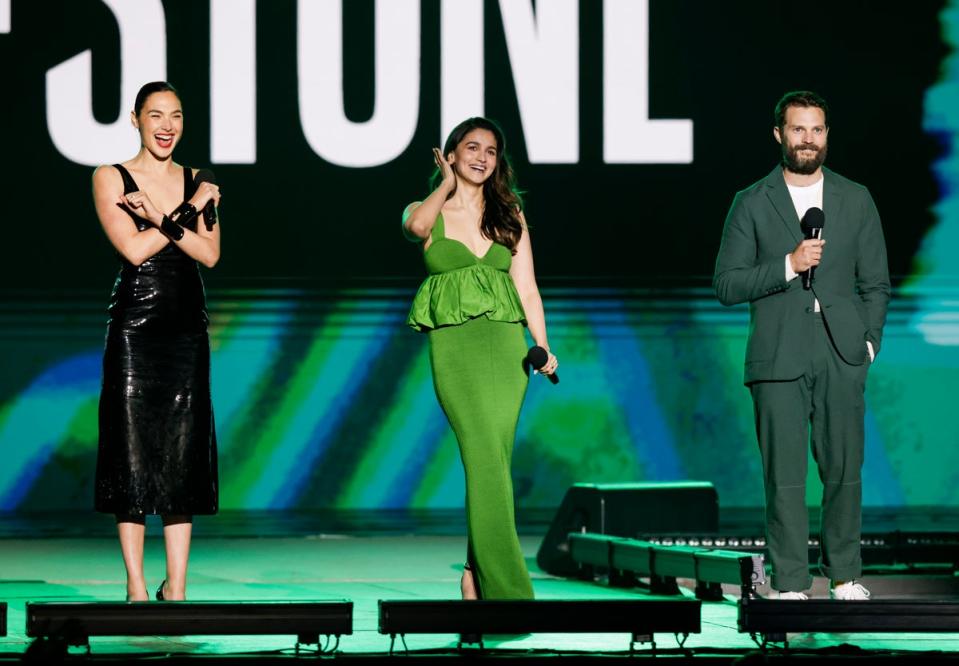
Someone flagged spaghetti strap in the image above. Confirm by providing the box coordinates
[112,164,138,194]
[182,166,197,199]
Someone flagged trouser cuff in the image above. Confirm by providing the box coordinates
[770,573,813,592]
[820,562,862,583]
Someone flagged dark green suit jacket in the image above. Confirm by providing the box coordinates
[714,166,890,384]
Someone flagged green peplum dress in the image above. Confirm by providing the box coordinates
[408,213,534,599]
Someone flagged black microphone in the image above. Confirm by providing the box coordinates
[526,345,558,385]
[800,206,825,290]
[195,169,218,231]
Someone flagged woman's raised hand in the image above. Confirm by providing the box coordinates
[433,147,456,193]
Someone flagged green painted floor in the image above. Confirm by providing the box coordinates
[2,534,959,657]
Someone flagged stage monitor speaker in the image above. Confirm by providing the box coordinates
[537,482,719,576]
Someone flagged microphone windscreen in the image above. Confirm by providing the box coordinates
[801,206,825,230]
[526,345,549,369]
[195,168,217,186]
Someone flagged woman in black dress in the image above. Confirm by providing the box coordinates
[92,82,220,602]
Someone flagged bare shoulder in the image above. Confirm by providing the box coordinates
[402,201,422,221]
[92,164,122,193]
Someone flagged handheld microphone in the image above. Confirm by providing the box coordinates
[800,206,825,290]
[195,169,218,231]
[526,345,559,385]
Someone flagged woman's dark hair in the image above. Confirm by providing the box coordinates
[430,117,524,252]
[774,90,829,130]
[134,81,180,116]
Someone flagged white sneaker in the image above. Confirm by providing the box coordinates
[830,581,871,600]
[771,590,808,600]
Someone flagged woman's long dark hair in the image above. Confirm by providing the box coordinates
[430,117,524,252]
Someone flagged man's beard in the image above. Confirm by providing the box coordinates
[783,142,827,175]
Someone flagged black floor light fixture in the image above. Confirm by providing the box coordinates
[378,599,701,652]
[26,600,352,655]
[738,597,959,648]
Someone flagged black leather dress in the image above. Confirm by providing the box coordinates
[95,164,218,516]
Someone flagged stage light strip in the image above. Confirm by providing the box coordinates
[378,599,700,641]
[640,531,959,567]
[569,533,765,598]
[738,597,959,643]
[26,601,352,647]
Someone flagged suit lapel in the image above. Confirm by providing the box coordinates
[763,166,802,244]
[822,167,842,235]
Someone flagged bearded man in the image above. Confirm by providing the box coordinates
[713,90,890,600]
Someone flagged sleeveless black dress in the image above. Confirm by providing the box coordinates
[95,164,218,516]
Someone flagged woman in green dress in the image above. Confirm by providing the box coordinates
[404,117,558,600]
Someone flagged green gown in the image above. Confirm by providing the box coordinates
[408,213,534,599]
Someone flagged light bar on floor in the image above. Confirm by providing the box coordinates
[567,532,623,571]
[643,531,959,568]
[607,538,681,595]
[739,597,959,645]
[693,548,766,599]
[378,599,701,649]
[26,601,352,647]
[569,533,765,598]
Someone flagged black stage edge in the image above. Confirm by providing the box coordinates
[739,597,959,645]
[378,599,700,651]
[26,601,352,647]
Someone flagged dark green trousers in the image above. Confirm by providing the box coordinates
[749,314,868,592]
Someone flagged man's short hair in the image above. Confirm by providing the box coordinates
[775,91,829,130]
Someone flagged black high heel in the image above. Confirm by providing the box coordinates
[155,580,166,601]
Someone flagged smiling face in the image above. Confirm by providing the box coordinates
[131,91,183,159]
[450,128,499,185]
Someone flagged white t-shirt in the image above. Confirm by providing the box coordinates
[784,177,824,310]
[786,177,824,222]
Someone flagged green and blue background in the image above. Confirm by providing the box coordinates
[1,0,958,512]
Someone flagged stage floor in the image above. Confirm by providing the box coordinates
[2,514,959,660]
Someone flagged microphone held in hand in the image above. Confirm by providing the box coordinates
[800,206,825,290]
[526,345,559,385]
[194,169,218,231]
